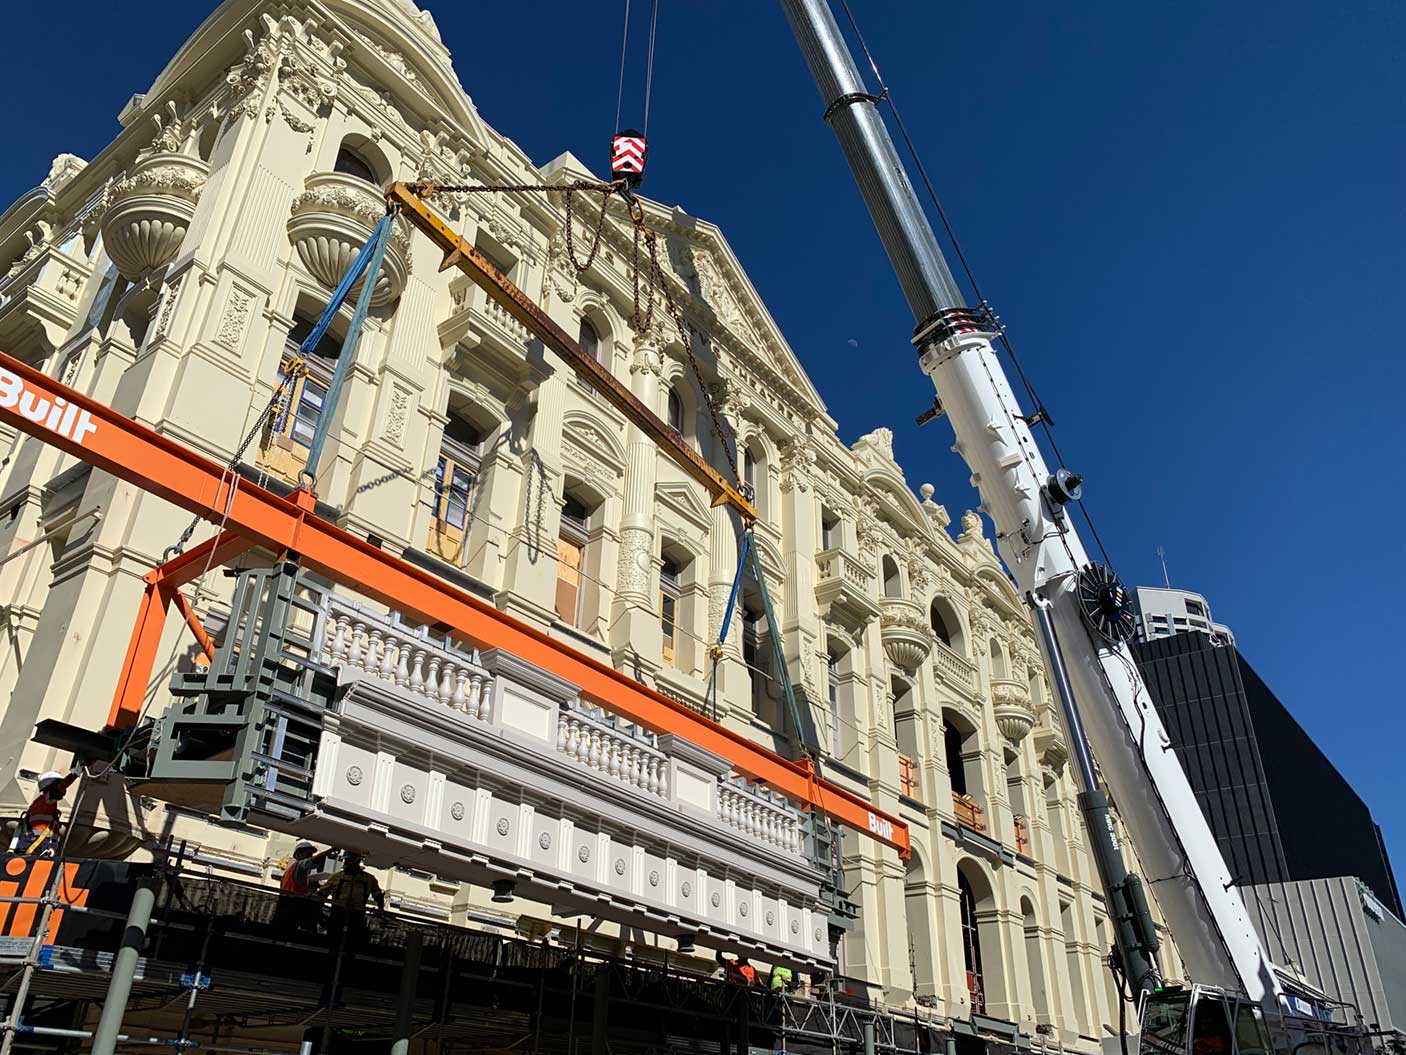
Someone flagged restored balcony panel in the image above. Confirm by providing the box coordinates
[814,548,880,633]
[152,574,831,968]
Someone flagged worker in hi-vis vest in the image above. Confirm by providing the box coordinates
[321,851,384,949]
[10,771,80,856]
[273,840,334,933]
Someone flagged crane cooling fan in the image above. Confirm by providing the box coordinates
[1076,564,1137,644]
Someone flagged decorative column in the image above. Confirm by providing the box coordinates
[703,381,752,729]
[778,434,822,747]
[608,338,664,675]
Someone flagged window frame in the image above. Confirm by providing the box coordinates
[555,496,591,628]
[659,556,682,666]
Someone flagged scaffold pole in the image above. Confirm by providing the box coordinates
[91,871,160,1055]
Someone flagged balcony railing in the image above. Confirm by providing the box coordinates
[931,639,978,693]
[952,792,985,832]
[320,596,492,720]
[814,548,880,631]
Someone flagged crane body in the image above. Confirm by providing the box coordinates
[779,0,1358,1049]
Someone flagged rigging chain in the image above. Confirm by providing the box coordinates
[419,180,741,486]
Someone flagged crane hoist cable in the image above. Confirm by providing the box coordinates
[609,0,660,193]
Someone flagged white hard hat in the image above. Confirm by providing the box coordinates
[294,840,317,853]
[36,771,64,791]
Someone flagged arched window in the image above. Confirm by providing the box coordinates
[989,638,1009,679]
[579,318,600,363]
[930,599,954,646]
[667,387,684,433]
[882,555,902,598]
[334,146,377,184]
[959,872,986,1013]
[743,441,768,520]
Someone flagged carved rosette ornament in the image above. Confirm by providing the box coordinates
[288,172,411,306]
[879,597,933,673]
[100,153,210,281]
[991,679,1036,742]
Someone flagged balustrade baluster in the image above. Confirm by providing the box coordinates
[395,643,410,685]
[347,621,365,669]
[410,649,426,694]
[473,676,489,719]
[439,664,454,707]
[452,669,468,711]
[327,614,347,663]
[425,657,442,704]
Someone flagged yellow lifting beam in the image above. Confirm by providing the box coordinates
[386,182,758,525]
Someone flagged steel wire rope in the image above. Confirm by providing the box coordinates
[642,0,660,137]
[835,0,1115,571]
[613,0,632,134]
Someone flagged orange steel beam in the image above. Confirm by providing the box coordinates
[170,588,217,663]
[386,183,759,526]
[0,352,908,856]
[107,578,170,729]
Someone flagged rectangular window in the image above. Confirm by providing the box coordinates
[821,509,840,551]
[433,459,474,529]
[899,754,918,798]
[660,559,681,667]
[555,498,590,627]
[555,536,583,626]
[289,379,327,447]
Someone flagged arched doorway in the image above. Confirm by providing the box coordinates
[905,850,937,998]
[1022,896,1052,1025]
[956,859,1006,1017]
[958,870,986,1013]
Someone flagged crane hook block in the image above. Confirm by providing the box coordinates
[612,130,648,189]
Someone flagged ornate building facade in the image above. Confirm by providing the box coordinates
[0,0,1181,1048]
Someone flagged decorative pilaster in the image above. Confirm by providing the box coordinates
[609,341,664,669]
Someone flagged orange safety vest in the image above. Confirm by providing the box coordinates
[737,963,758,986]
[280,858,312,895]
[25,795,60,832]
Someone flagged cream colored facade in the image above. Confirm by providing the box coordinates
[0,0,1181,1048]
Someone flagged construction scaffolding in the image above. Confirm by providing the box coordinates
[0,857,957,1055]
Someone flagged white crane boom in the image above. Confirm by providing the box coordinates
[778,0,1279,1012]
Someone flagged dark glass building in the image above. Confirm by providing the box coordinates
[1132,629,1402,919]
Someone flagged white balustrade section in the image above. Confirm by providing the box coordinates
[932,638,978,691]
[556,700,669,799]
[319,596,491,720]
[718,778,803,855]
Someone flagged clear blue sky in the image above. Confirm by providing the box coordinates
[5,2,1401,884]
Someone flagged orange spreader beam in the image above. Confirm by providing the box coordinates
[0,352,909,857]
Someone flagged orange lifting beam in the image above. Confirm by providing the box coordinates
[0,352,909,857]
[385,182,759,526]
